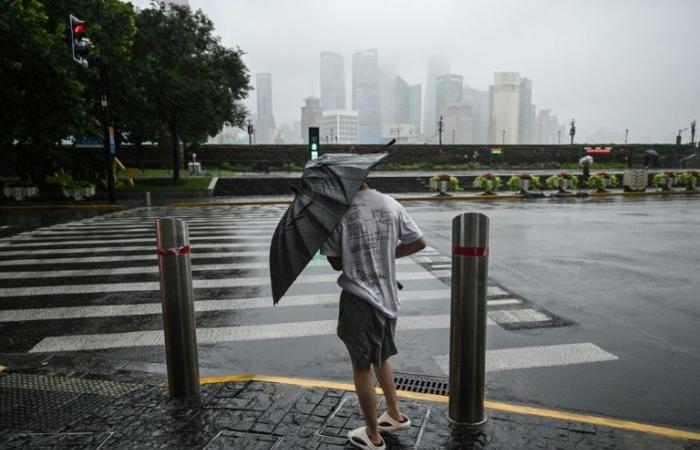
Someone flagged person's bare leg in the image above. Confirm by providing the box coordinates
[352,364,383,445]
[374,359,404,421]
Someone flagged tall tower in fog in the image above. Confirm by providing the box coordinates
[518,78,534,144]
[255,73,276,144]
[352,49,381,143]
[301,97,322,143]
[320,52,346,111]
[423,55,451,137]
[435,74,463,121]
[489,72,520,145]
[463,86,490,144]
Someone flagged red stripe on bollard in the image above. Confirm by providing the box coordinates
[453,246,488,257]
[157,245,192,256]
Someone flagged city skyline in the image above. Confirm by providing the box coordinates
[131,0,699,143]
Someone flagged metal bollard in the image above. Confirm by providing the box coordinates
[155,218,200,399]
[145,191,151,206]
[448,212,489,427]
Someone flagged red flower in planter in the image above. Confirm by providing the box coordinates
[519,173,531,180]
[559,172,571,179]
[663,171,675,178]
[438,173,451,181]
[596,171,611,178]
[484,173,494,180]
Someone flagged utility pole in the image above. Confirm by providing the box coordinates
[452,130,456,144]
[691,120,696,145]
[501,130,505,145]
[93,3,116,204]
[569,118,576,145]
[438,116,444,146]
[625,128,629,144]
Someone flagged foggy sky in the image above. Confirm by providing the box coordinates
[130,0,699,143]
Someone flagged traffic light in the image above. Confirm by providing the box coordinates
[308,127,320,160]
[69,14,90,68]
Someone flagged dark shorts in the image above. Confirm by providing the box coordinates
[337,290,397,370]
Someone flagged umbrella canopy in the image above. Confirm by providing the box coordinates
[269,152,388,303]
[579,155,594,167]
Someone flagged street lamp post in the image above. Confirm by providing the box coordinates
[452,130,456,144]
[569,119,576,145]
[501,130,505,145]
[438,116,444,146]
[625,129,629,144]
[558,130,562,144]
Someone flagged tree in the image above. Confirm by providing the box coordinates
[0,0,87,182]
[132,3,250,182]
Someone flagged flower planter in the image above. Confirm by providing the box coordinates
[484,180,495,193]
[687,178,697,190]
[2,186,39,201]
[439,180,449,193]
[429,178,438,190]
[62,185,96,201]
[666,178,675,190]
[522,179,530,191]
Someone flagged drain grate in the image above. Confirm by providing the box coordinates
[392,372,449,396]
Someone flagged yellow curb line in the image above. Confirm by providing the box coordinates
[0,204,124,210]
[198,373,700,442]
[169,189,700,207]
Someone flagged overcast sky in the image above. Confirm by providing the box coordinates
[131,0,699,143]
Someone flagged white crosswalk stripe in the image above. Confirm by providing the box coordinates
[0,205,618,374]
[433,343,618,373]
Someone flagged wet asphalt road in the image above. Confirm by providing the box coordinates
[0,196,698,431]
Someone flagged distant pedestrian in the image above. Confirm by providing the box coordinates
[321,180,427,450]
[579,155,593,188]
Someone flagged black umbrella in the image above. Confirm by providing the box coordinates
[269,152,388,303]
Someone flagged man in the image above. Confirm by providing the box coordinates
[321,181,427,450]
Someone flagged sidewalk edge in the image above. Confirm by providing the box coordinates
[198,373,700,442]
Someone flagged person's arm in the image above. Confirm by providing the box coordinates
[396,236,427,258]
[327,256,343,271]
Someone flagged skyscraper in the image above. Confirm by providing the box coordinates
[489,72,520,144]
[408,84,422,134]
[423,55,450,137]
[300,97,322,144]
[320,52,346,111]
[321,110,359,144]
[535,109,551,144]
[442,103,474,144]
[436,75,463,123]
[463,86,490,144]
[255,73,276,144]
[518,78,534,144]
[352,50,381,143]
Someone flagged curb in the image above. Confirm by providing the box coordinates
[199,373,700,442]
[0,203,125,210]
[169,189,700,207]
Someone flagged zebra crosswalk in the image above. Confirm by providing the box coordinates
[0,205,618,376]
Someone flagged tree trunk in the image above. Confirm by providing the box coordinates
[170,125,180,183]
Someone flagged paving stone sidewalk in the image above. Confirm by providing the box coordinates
[1,365,697,449]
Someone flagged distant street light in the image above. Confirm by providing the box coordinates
[438,116,444,146]
[501,130,505,145]
[569,118,576,145]
[452,130,456,144]
[691,120,696,145]
[558,130,561,144]
[625,128,629,144]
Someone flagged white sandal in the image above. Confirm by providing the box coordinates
[347,426,386,450]
[377,411,411,432]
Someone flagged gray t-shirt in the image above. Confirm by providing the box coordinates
[321,189,423,318]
